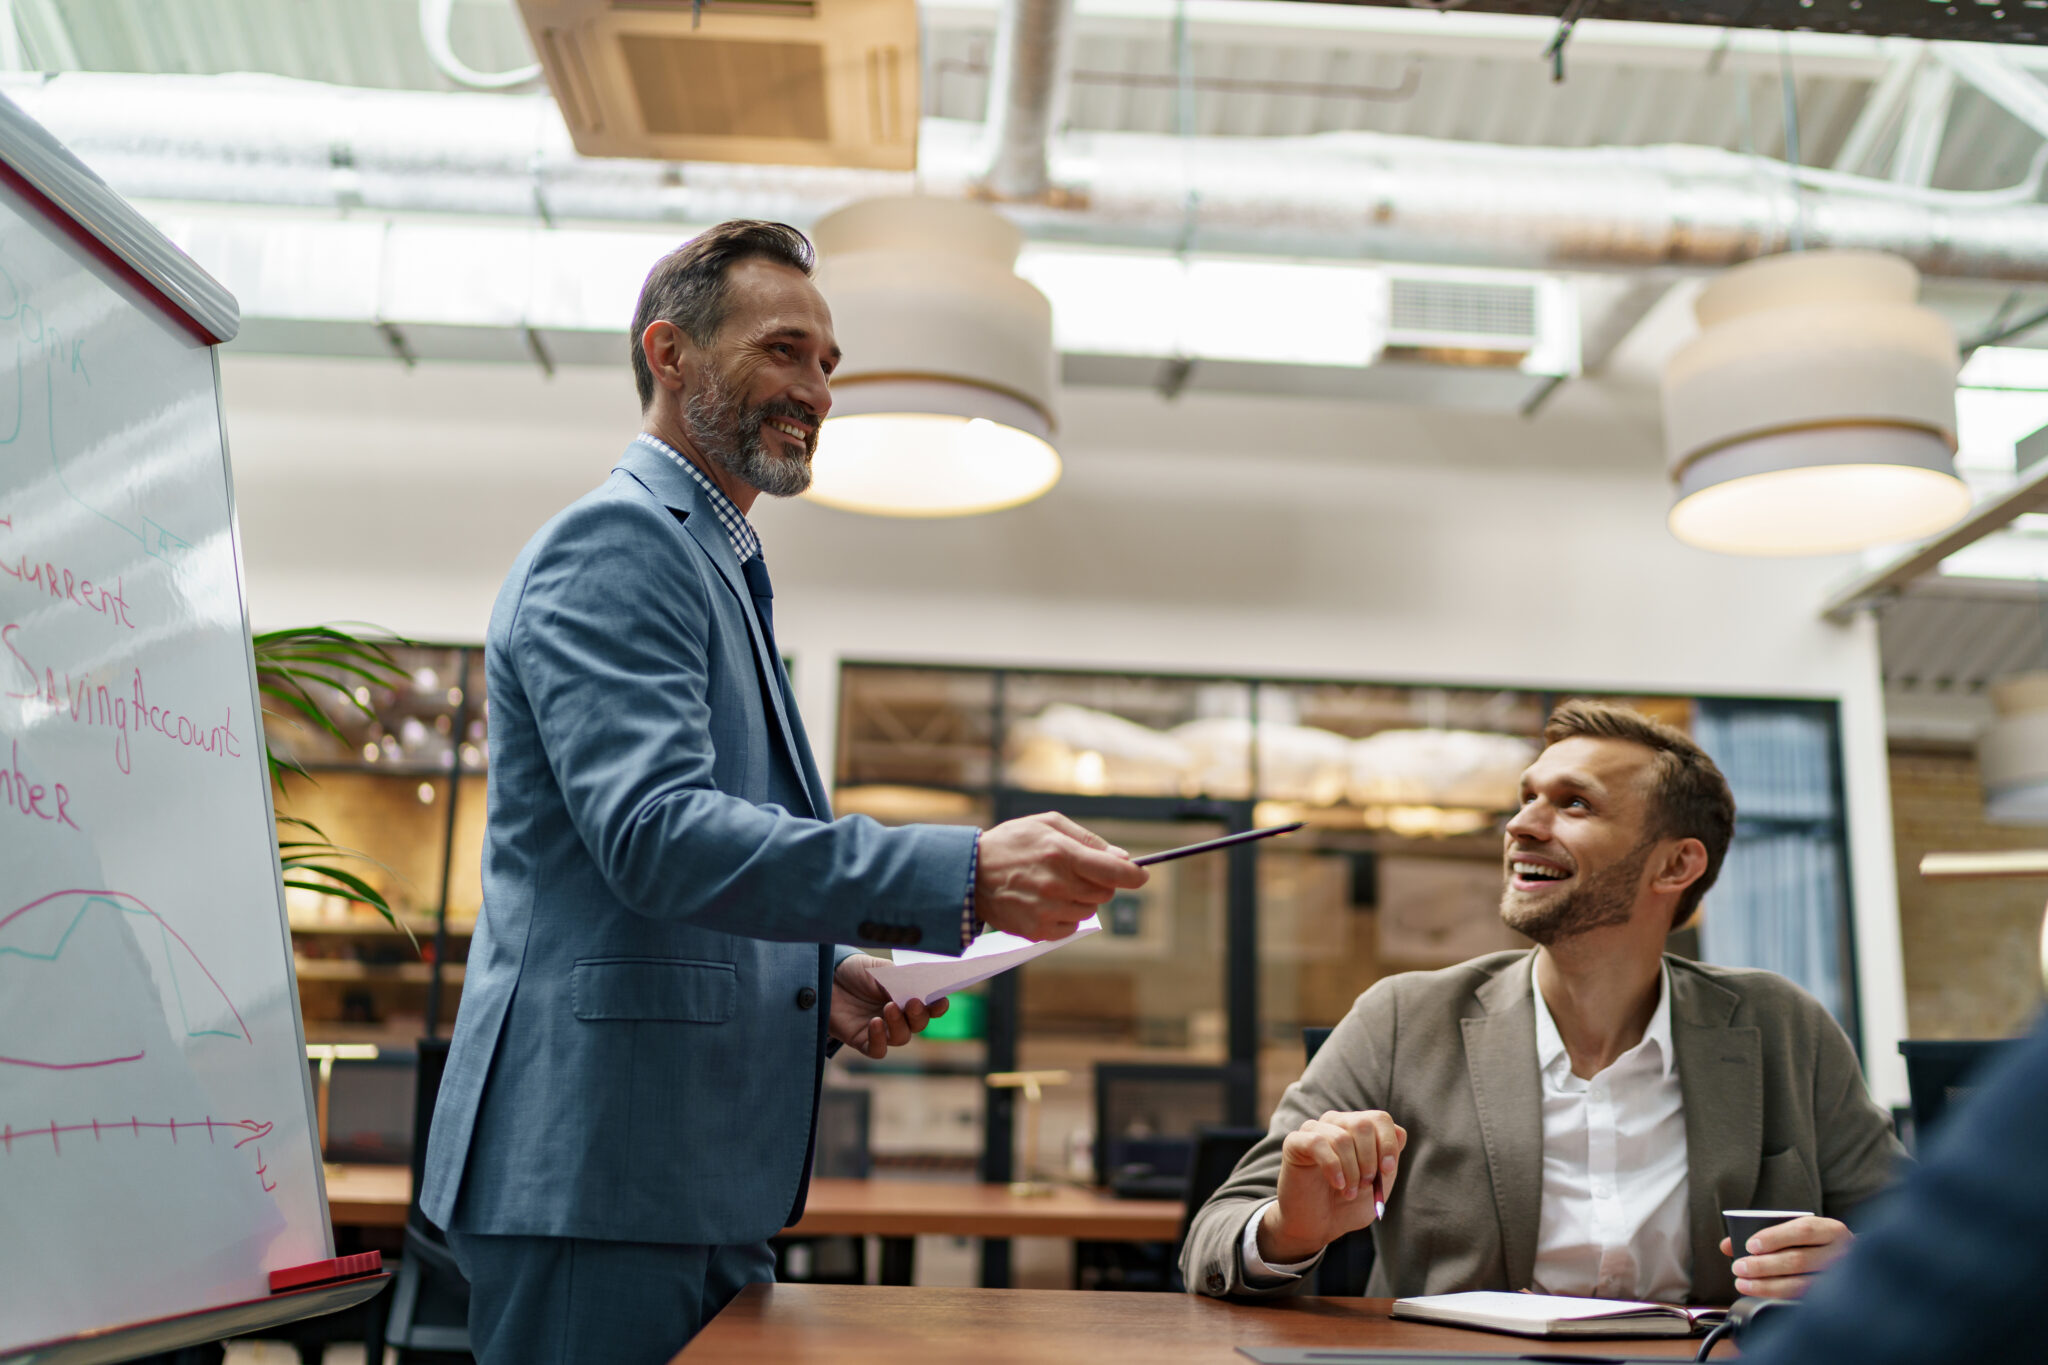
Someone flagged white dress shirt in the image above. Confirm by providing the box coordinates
[1240,960,1691,1299]
[1529,958,1691,1303]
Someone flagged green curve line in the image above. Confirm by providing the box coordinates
[0,894,240,1041]
[0,317,190,562]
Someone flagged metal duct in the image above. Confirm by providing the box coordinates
[978,0,1075,202]
[14,72,2048,280]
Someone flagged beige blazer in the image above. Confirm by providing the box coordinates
[1182,951,1904,1306]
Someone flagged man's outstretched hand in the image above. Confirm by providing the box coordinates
[974,811,1149,942]
[830,954,947,1060]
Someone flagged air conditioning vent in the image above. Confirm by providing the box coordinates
[1387,277,1540,346]
[620,35,830,140]
[517,0,917,169]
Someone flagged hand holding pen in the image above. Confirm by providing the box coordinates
[1255,1107,1408,1266]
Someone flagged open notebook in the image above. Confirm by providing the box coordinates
[1390,1291,1727,1339]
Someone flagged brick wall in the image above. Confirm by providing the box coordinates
[1890,745,2048,1039]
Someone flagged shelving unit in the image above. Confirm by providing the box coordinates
[267,643,485,1049]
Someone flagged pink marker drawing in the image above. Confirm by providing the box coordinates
[0,888,252,1068]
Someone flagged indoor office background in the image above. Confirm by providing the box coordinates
[275,649,1876,1289]
[15,0,2048,1353]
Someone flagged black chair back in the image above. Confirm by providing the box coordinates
[386,1035,473,1361]
[1175,1126,1266,1252]
[1094,1063,1233,1198]
[1302,1025,1374,1295]
[814,1087,873,1180]
[1899,1039,2015,1153]
[408,1037,453,1207]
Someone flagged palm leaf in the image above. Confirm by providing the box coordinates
[256,623,421,948]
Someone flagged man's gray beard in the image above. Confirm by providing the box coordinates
[1499,837,1655,946]
[683,368,814,499]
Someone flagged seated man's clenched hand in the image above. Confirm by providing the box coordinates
[974,812,1148,942]
[1258,1110,1408,1266]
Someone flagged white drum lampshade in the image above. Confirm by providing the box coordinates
[1980,673,2048,823]
[1662,251,1971,556]
[808,196,1061,517]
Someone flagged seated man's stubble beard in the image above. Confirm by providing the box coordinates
[1501,832,1659,946]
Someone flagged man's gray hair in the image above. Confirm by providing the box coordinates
[629,220,815,410]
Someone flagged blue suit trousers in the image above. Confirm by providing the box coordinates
[446,1227,775,1365]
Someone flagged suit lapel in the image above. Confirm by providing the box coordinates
[1462,954,1544,1290]
[617,443,817,819]
[1671,961,1760,1305]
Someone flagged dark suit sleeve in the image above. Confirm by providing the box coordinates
[1742,1015,2048,1365]
[508,495,975,948]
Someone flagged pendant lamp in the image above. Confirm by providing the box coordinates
[807,196,1061,517]
[1662,251,1971,556]
[1980,673,2048,823]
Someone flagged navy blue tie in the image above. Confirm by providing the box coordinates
[741,553,775,637]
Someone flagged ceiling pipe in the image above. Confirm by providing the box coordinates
[16,73,2048,280]
[978,0,1076,202]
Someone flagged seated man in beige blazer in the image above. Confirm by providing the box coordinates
[1182,700,1902,1307]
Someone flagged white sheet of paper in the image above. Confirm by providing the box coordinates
[869,915,1103,1008]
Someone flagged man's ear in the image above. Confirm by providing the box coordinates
[1651,837,1709,897]
[641,320,696,399]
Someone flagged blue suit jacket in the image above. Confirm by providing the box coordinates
[1739,1010,2048,1365]
[420,441,978,1246]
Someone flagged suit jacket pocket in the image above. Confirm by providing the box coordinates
[572,957,737,1023]
[1753,1145,1820,1213]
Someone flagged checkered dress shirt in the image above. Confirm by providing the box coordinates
[636,432,980,949]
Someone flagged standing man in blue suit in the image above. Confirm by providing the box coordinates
[421,220,1149,1363]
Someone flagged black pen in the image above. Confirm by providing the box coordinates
[1132,821,1305,866]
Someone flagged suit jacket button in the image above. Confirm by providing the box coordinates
[796,986,818,1011]
[1205,1270,1226,1294]
[859,921,881,939]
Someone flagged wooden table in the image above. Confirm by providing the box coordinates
[787,1178,1182,1239]
[322,1162,410,1229]
[783,1177,1181,1285]
[676,1285,1713,1363]
[322,1168,1182,1283]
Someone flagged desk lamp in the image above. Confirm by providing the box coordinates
[985,1069,1071,1196]
[305,1043,379,1163]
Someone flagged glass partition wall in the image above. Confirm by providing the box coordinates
[835,663,1858,1286]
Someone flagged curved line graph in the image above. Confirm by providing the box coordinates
[0,888,252,1067]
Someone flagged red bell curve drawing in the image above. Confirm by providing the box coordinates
[0,888,274,1191]
[0,885,295,1347]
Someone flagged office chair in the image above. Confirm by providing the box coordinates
[1898,1039,2016,1154]
[1094,1063,1234,1199]
[1302,1026,1376,1296]
[773,1088,873,1285]
[383,1036,474,1362]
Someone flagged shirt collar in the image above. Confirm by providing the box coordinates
[1531,956,1677,1082]
[634,433,761,565]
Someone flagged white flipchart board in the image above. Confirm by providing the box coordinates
[0,96,332,1353]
